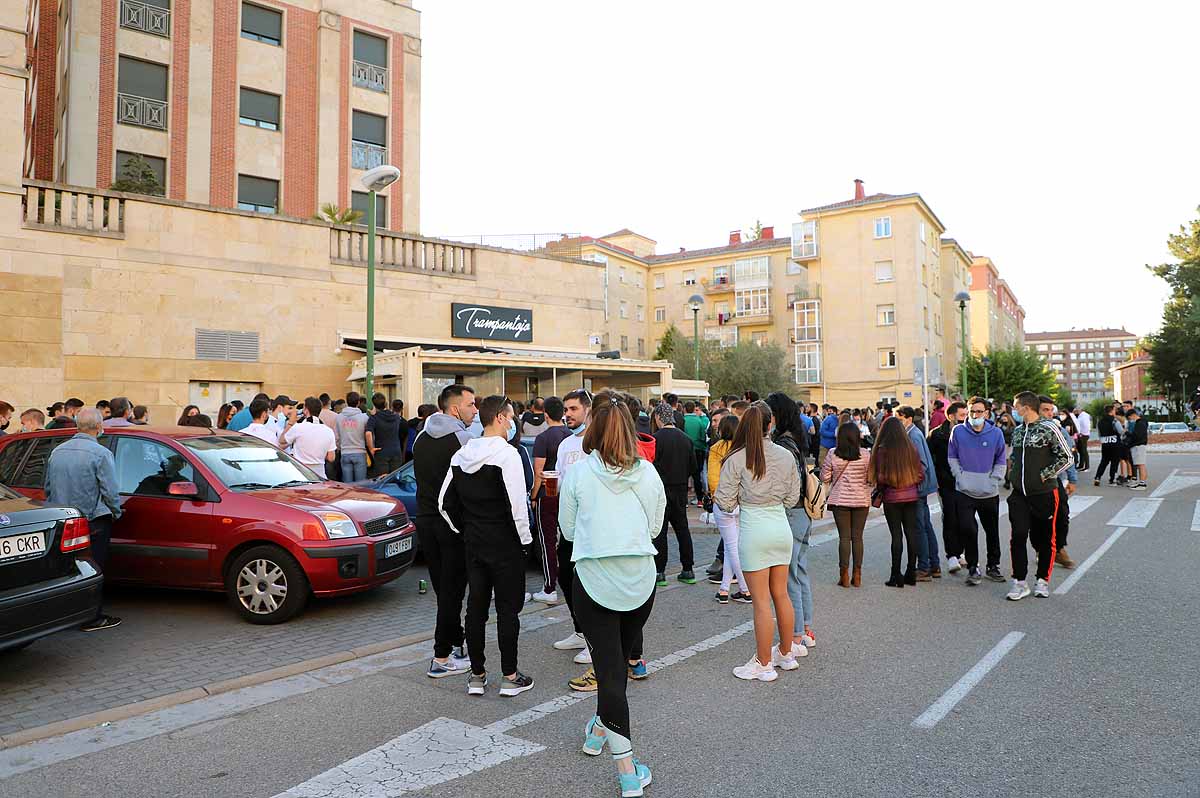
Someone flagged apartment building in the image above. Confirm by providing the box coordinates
[939,237,973,370]
[23,0,420,231]
[1025,328,1139,403]
[968,256,1025,353]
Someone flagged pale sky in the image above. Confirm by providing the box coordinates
[419,1,1199,338]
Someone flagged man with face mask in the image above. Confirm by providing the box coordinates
[948,397,1009,586]
[413,383,478,679]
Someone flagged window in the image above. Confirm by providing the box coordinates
[114,438,196,497]
[654,306,665,323]
[706,326,738,348]
[735,288,769,317]
[795,343,820,384]
[1036,344,1049,351]
[874,216,892,238]
[636,305,645,322]
[1051,343,1063,351]
[5,438,69,489]
[1109,340,1121,349]
[874,260,894,282]
[239,87,280,130]
[619,335,628,352]
[794,299,820,342]
[637,338,645,356]
[619,300,628,319]
[923,305,929,329]
[352,30,388,91]
[877,304,895,326]
[791,220,817,259]
[878,348,897,369]
[117,56,169,130]
[241,2,282,45]
[919,222,926,244]
[1070,353,1078,360]
[237,174,278,214]
[1069,343,1077,350]
[115,151,166,195]
[351,110,387,169]
[351,190,388,229]
[734,256,769,284]
[618,266,626,284]
[682,269,697,286]
[921,264,927,285]
[0,439,33,485]
[751,331,767,346]
[712,265,730,285]
[714,301,730,317]
[654,273,665,289]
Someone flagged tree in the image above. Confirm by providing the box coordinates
[654,324,685,361]
[1145,207,1200,415]
[109,154,164,196]
[1055,388,1077,412]
[313,203,364,225]
[746,220,763,241]
[1084,396,1116,421]
[962,346,1057,404]
[654,326,793,397]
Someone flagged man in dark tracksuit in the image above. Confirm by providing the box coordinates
[439,395,534,697]
[927,402,967,571]
[413,384,477,678]
[1006,391,1075,601]
[652,403,696,584]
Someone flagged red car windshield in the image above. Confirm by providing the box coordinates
[181,436,321,491]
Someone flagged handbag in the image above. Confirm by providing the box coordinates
[870,485,884,509]
[805,459,846,521]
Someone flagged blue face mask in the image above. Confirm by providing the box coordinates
[506,418,517,441]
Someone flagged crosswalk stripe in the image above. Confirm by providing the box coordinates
[1192,501,1200,533]
[1055,527,1128,595]
[1106,498,1164,528]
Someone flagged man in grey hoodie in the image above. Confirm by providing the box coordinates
[336,392,369,482]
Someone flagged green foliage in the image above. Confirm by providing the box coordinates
[1055,388,1077,412]
[1084,396,1116,421]
[654,324,685,361]
[746,220,763,241]
[109,154,164,196]
[656,326,793,397]
[962,346,1057,404]
[313,203,364,225]
[1144,207,1200,412]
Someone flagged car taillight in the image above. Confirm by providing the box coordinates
[60,517,91,552]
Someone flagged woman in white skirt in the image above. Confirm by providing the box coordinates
[715,401,804,682]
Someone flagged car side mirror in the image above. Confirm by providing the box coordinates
[168,481,200,497]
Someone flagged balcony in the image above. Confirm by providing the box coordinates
[352,60,388,92]
[351,140,387,170]
[705,309,772,327]
[22,181,125,238]
[786,284,821,308]
[700,276,734,294]
[330,226,476,279]
[117,93,168,130]
[120,0,171,37]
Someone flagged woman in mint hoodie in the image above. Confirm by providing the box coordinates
[560,390,666,798]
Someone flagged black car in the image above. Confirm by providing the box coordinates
[0,482,103,652]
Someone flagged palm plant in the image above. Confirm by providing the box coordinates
[313,203,364,225]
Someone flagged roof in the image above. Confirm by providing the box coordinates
[1112,356,1151,370]
[600,228,655,242]
[800,192,912,214]
[645,235,790,264]
[1025,328,1136,341]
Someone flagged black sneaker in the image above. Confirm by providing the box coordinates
[81,615,122,632]
[705,558,723,576]
[714,592,730,604]
[655,572,667,587]
[707,574,723,585]
[730,591,753,604]
[965,568,983,586]
[985,566,1005,583]
[499,671,534,697]
[677,570,697,584]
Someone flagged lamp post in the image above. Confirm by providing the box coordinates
[359,165,401,401]
[981,355,991,401]
[954,291,971,398]
[688,294,704,380]
[1182,371,1189,418]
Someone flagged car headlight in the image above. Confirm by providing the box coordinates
[315,511,359,539]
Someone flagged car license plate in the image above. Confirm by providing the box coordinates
[384,537,412,558]
[0,532,46,562]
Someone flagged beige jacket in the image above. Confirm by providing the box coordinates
[714,436,804,513]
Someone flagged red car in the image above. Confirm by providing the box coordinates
[0,427,416,624]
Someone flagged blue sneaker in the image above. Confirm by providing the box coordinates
[582,715,607,756]
[627,660,648,680]
[619,759,652,797]
[426,651,470,679]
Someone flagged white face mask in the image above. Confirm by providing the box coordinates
[970,416,986,429]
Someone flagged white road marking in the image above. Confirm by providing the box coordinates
[1192,501,1200,533]
[1149,473,1200,498]
[1106,498,1164,527]
[1067,495,1101,516]
[1149,468,1179,498]
[275,621,755,797]
[1054,527,1128,595]
[912,631,1025,730]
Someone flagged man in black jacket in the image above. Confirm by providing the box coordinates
[652,403,696,585]
[413,383,476,678]
[927,401,968,572]
[366,392,407,477]
[1125,406,1149,490]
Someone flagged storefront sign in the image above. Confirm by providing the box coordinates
[451,303,533,342]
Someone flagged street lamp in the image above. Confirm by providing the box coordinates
[688,294,704,380]
[981,355,991,401]
[360,164,402,401]
[1182,371,1189,416]
[954,291,971,398]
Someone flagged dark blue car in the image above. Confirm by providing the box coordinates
[353,462,418,519]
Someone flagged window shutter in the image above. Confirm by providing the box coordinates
[239,88,280,126]
[242,3,282,40]
[118,56,169,100]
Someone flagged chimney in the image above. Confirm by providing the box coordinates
[729,230,741,246]
[854,179,865,201]
[760,226,774,240]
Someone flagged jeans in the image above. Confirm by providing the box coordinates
[340,452,368,482]
[713,507,747,594]
[654,485,694,573]
[785,507,813,631]
[1008,490,1059,582]
[415,514,468,659]
[915,496,936,571]
[883,501,919,577]
[464,543,526,676]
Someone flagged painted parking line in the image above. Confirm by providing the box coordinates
[274,621,755,797]
[1192,501,1200,533]
[1054,527,1128,595]
[1106,498,1163,527]
[912,631,1025,730]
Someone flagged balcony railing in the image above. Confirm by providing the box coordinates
[701,276,733,293]
[330,227,476,278]
[705,309,773,326]
[352,60,388,92]
[351,140,387,170]
[22,181,125,239]
[786,285,821,308]
[120,0,171,37]
[117,92,168,130]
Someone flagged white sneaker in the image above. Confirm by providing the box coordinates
[947,556,961,574]
[733,656,778,682]
[1033,578,1050,598]
[523,592,532,604]
[789,641,809,658]
[532,590,558,604]
[554,632,587,650]
[574,648,593,665]
[800,633,816,648]
[770,645,799,671]
[1006,580,1031,601]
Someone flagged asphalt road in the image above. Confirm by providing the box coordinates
[2,453,1198,798]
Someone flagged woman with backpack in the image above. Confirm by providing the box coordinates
[707,413,750,604]
[871,416,925,588]
[820,421,872,588]
[715,401,804,682]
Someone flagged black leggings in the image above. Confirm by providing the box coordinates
[883,501,920,577]
[1094,443,1120,483]
[572,578,655,745]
